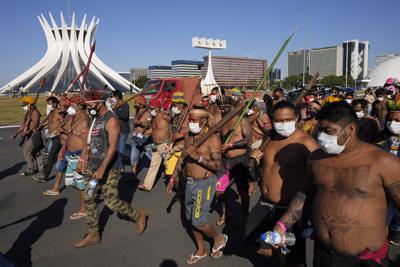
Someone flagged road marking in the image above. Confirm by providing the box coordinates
[0,125,20,129]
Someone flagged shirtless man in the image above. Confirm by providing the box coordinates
[164,92,189,177]
[256,101,319,266]
[11,96,42,176]
[217,99,252,226]
[43,95,89,220]
[273,101,400,267]
[246,100,272,189]
[207,88,222,124]
[32,96,65,183]
[130,95,152,176]
[169,107,228,264]
[138,99,170,191]
[272,88,286,106]
[351,99,380,144]
[371,88,386,128]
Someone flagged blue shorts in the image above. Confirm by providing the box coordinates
[56,150,84,191]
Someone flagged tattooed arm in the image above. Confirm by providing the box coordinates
[380,152,400,209]
[274,162,315,235]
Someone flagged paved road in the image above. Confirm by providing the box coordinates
[0,127,399,267]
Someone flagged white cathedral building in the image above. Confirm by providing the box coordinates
[0,12,139,93]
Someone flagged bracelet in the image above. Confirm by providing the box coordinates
[276,220,287,233]
[197,156,204,164]
[79,158,87,163]
[229,143,234,148]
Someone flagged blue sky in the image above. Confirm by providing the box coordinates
[0,0,399,86]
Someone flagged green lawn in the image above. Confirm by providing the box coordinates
[0,95,137,126]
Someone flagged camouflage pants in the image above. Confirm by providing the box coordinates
[84,169,138,233]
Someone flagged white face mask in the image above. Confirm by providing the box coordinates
[22,105,29,111]
[232,96,239,101]
[317,129,350,155]
[67,106,77,116]
[356,111,364,119]
[378,97,384,101]
[189,122,202,134]
[387,121,400,135]
[46,104,54,115]
[345,99,352,104]
[247,109,255,116]
[210,95,217,103]
[171,106,181,115]
[150,109,158,117]
[273,121,296,137]
[105,97,117,112]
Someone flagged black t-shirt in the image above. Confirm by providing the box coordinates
[114,102,130,134]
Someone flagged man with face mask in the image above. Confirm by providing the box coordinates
[130,94,152,177]
[382,95,400,246]
[32,96,64,183]
[164,92,189,178]
[138,98,170,191]
[371,88,387,129]
[271,88,286,106]
[254,101,319,266]
[217,100,252,227]
[351,99,380,144]
[298,93,322,136]
[170,107,228,264]
[43,94,90,220]
[351,99,372,119]
[272,101,400,267]
[246,100,272,184]
[231,88,243,103]
[11,96,42,176]
[74,90,147,248]
[108,90,130,172]
[207,88,222,124]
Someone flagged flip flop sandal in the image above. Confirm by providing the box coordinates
[43,190,60,196]
[187,253,207,264]
[69,212,87,220]
[210,234,228,259]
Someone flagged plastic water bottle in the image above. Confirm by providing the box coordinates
[86,179,98,197]
[260,231,296,254]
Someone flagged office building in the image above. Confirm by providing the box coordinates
[201,56,267,89]
[343,40,369,80]
[118,72,131,82]
[287,50,310,76]
[130,67,149,81]
[269,68,281,81]
[148,66,173,79]
[171,60,203,77]
[309,46,343,78]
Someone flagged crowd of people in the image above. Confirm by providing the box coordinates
[9,76,400,266]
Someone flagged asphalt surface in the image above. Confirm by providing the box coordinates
[0,127,399,267]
